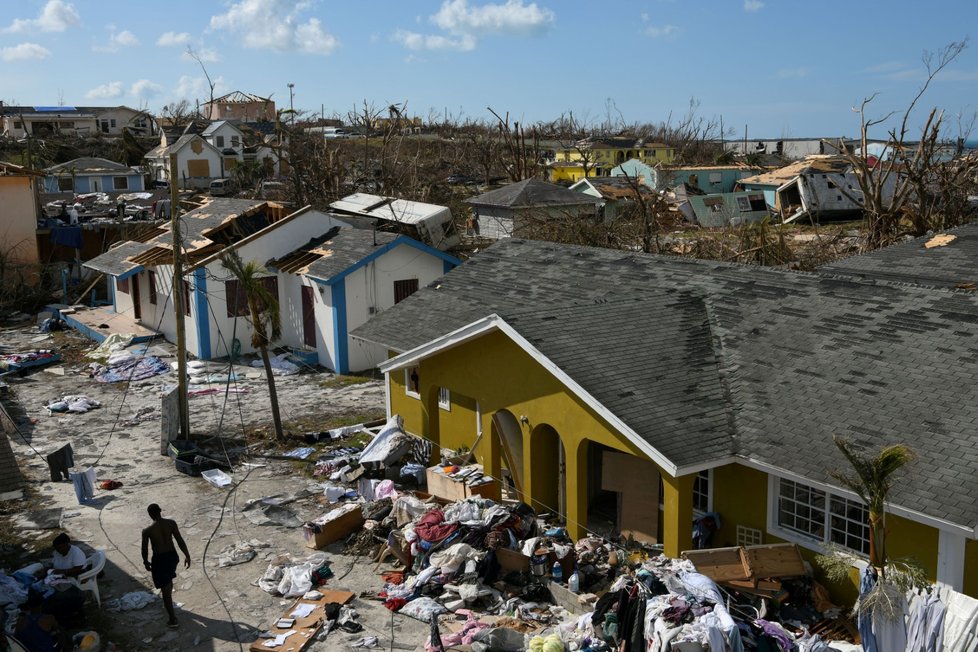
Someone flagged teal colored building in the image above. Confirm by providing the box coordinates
[610,159,762,193]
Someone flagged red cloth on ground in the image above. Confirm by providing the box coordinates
[414,509,458,543]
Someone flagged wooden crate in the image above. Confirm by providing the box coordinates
[425,466,500,502]
[304,505,365,549]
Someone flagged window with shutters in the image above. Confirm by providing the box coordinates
[393,278,419,304]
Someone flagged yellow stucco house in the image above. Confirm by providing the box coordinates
[0,161,43,270]
[550,138,676,184]
[352,234,978,599]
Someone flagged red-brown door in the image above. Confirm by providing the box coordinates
[301,285,315,347]
[132,273,142,321]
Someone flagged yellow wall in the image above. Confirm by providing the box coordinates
[0,175,40,265]
[387,330,694,548]
[557,146,676,167]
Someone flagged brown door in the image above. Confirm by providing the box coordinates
[132,274,142,321]
[301,285,315,347]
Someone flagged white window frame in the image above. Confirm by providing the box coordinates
[692,469,713,515]
[437,387,450,411]
[767,475,870,557]
[404,367,420,399]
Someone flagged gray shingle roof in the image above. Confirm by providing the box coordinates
[819,222,978,288]
[46,157,135,175]
[508,295,732,467]
[85,240,156,276]
[269,228,399,281]
[353,238,978,530]
[464,179,602,209]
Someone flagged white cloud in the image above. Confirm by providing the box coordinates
[94,28,141,53]
[209,0,339,55]
[644,24,677,39]
[130,79,162,99]
[173,74,228,100]
[393,29,476,51]
[777,67,808,79]
[157,31,191,47]
[3,0,80,34]
[181,47,221,63]
[0,42,51,61]
[85,81,124,100]
[432,0,554,36]
[743,0,764,12]
[113,30,139,47]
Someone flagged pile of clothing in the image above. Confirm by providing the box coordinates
[45,395,101,414]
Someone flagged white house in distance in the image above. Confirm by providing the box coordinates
[83,198,460,372]
[144,134,224,189]
[329,193,460,251]
[0,104,157,138]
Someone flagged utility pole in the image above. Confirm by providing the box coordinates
[169,153,190,439]
[288,83,295,126]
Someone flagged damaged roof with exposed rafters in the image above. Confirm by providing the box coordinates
[268,227,399,281]
[737,155,851,187]
[85,199,283,275]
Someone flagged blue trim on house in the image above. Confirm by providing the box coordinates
[313,236,462,286]
[108,277,116,312]
[46,305,156,344]
[331,281,348,374]
[193,268,211,359]
[115,266,145,282]
[443,259,454,274]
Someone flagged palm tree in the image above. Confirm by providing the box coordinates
[832,436,914,573]
[220,249,285,440]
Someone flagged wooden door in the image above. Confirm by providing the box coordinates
[301,285,315,348]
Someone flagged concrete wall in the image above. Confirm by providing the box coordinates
[341,244,446,373]
[0,175,40,264]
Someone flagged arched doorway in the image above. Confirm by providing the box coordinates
[490,410,524,496]
[529,424,565,518]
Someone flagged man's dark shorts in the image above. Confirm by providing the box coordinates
[152,550,179,589]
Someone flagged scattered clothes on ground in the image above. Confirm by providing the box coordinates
[45,395,101,414]
[99,480,122,490]
[251,353,299,376]
[85,333,135,362]
[92,355,169,383]
[217,540,269,568]
[105,591,158,612]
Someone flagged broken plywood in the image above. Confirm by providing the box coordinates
[682,542,805,585]
[602,451,659,544]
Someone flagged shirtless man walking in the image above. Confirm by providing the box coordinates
[141,503,191,627]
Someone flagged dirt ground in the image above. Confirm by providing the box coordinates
[1,325,430,651]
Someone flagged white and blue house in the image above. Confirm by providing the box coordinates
[84,198,459,372]
[44,157,145,193]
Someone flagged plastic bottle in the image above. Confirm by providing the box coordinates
[568,569,581,593]
[551,560,563,582]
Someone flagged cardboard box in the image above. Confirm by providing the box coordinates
[495,547,531,573]
[304,505,365,549]
[425,466,501,502]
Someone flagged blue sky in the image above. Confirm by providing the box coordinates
[1,0,977,138]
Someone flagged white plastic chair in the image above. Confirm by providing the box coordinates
[72,550,106,607]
